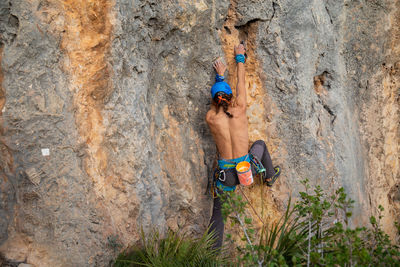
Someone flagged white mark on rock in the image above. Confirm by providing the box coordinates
[41,148,50,156]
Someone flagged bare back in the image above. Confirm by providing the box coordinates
[206,104,248,160]
[207,46,248,160]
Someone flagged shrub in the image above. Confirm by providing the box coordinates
[113,180,400,266]
[220,179,400,266]
[113,229,228,267]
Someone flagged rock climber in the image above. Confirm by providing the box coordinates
[206,42,280,249]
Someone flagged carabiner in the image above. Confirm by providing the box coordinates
[218,169,226,182]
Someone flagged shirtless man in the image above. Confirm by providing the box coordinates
[206,43,280,249]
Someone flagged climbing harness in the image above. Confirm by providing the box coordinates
[210,153,266,197]
[209,151,281,197]
[211,169,235,198]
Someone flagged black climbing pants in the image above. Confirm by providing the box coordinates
[209,191,224,249]
[208,140,275,249]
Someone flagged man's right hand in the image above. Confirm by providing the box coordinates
[213,59,227,76]
[234,43,246,56]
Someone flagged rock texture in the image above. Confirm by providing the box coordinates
[0,0,398,266]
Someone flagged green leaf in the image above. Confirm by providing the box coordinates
[245,217,252,224]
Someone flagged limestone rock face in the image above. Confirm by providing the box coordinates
[0,0,398,266]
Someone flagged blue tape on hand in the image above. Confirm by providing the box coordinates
[235,54,246,64]
[215,74,225,82]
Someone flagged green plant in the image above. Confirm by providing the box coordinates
[113,229,228,267]
[113,180,399,266]
[295,181,400,266]
[220,179,400,266]
[219,190,309,266]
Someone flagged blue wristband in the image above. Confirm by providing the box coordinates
[235,54,246,64]
[216,74,225,82]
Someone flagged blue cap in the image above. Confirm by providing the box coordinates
[211,81,232,99]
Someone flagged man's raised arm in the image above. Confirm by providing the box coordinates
[234,44,246,109]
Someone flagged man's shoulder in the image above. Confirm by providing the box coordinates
[206,108,217,116]
[206,109,216,123]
